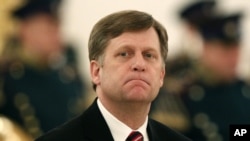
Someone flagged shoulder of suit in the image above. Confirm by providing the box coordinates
[149,119,192,141]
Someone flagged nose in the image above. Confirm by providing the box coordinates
[131,54,146,72]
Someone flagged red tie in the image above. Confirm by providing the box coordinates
[126,131,144,141]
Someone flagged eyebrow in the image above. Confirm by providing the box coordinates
[115,43,159,52]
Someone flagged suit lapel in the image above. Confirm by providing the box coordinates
[80,98,114,141]
[147,120,160,141]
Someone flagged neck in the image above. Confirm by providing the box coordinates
[117,102,149,130]
[196,58,237,85]
[98,95,150,130]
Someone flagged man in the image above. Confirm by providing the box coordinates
[178,13,250,141]
[152,2,250,140]
[0,0,85,138]
[149,1,217,131]
[35,10,192,141]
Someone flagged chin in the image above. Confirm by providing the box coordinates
[126,90,154,103]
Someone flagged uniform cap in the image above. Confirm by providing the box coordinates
[199,13,242,44]
[180,0,216,27]
[12,0,62,19]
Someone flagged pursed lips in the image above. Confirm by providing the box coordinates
[124,77,150,86]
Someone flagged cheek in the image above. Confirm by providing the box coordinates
[100,65,123,85]
[151,67,165,87]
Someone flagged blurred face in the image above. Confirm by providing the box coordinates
[203,42,240,80]
[91,27,165,105]
[20,13,62,57]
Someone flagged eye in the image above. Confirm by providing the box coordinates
[144,53,153,58]
[119,52,129,57]
[144,52,156,59]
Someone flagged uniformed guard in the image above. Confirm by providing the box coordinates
[178,12,250,141]
[150,0,218,132]
[0,0,86,139]
[150,1,250,141]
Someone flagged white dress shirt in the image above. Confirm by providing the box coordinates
[97,99,149,141]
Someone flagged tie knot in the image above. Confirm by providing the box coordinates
[126,131,143,141]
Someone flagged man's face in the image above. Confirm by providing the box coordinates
[20,13,62,57]
[91,27,165,104]
[203,42,240,80]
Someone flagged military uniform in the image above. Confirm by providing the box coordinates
[181,71,250,141]
[151,52,250,141]
[150,1,250,141]
[176,13,250,140]
[150,0,218,132]
[0,44,85,138]
[0,0,86,139]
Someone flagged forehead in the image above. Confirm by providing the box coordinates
[107,27,160,50]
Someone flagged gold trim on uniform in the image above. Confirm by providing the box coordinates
[14,93,43,138]
[188,85,205,101]
[193,113,223,141]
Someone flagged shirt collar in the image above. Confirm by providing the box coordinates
[97,99,149,141]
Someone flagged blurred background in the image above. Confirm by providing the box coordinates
[1,0,250,85]
[0,0,250,141]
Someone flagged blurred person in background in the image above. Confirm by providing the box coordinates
[150,0,217,132]
[0,0,86,139]
[179,13,250,141]
[150,1,250,141]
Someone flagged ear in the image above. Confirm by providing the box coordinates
[90,60,101,86]
[159,67,165,87]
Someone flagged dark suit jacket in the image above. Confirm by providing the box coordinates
[35,99,192,141]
